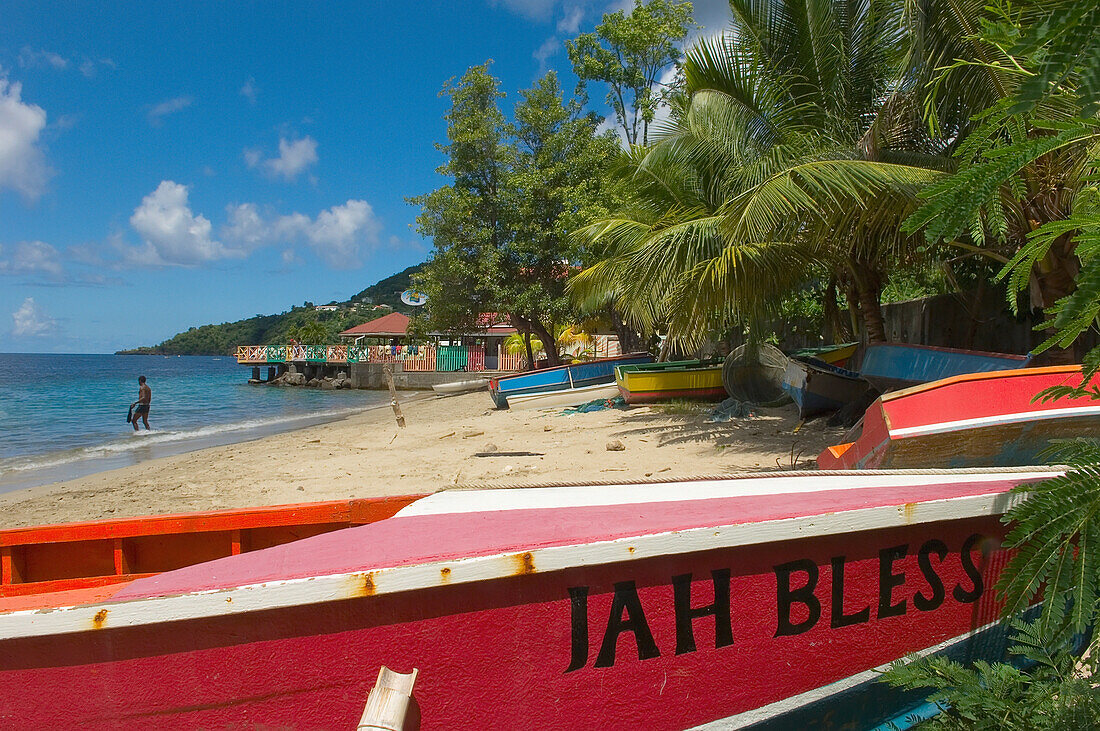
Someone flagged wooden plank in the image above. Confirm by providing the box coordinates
[112,539,135,576]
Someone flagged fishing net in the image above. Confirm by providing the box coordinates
[722,342,790,404]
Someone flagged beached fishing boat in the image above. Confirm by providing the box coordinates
[781,357,874,418]
[488,352,652,408]
[857,342,1031,391]
[615,360,727,404]
[790,342,858,368]
[818,366,1100,470]
[506,381,620,411]
[0,468,1058,728]
[431,378,488,395]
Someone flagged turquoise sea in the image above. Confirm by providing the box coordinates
[0,353,390,494]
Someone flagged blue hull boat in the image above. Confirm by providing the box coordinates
[781,356,873,418]
[488,353,652,408]
[858,343,1031,391]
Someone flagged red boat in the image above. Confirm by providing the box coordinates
[818,366,1100,470]
[0,469,1060,729]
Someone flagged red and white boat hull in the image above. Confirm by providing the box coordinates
[0,470,1058,729]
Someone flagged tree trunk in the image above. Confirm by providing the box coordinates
[609,308,645,353]
[523,332,536,371]
[850,262,887,343]
[529,320,562,367]
[823,276,851,343]
[1030,233,1080,364]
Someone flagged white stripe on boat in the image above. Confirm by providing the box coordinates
[397,469,1061,517]
[890,405,1100,439]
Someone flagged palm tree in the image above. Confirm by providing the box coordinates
[572,0,949,346]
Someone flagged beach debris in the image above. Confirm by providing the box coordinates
[382,365,406,428]
[463,430,484,438]
[475,450,543,457]
[482,442,499,453]
[709,397,756,422]
[439,431,456,439]
[306,439,321,444]
[562,396,629,414]
[543,425,552,432]
[659,467,671,472]
[297,486,305,491]
[605,439,625,452]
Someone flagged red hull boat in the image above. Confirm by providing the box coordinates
[0,469,1061,729]
[818,366,1100,470]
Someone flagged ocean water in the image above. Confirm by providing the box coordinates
[0,353,390,494]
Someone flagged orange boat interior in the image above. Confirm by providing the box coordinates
[0,494,424,611]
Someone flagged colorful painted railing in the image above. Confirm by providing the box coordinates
[236,344,493,372]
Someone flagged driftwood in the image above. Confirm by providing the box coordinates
[382,365,406,428]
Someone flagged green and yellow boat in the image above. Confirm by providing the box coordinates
[615,360,728,404]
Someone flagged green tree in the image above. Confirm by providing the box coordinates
[566,0,696,147]
[409,62,511,338]
[412,65,618,367]
[504,72,620,364]
[571,0,945,347]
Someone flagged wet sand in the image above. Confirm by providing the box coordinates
[0,391,847,528]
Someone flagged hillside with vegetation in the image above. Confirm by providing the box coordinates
[117,263,423,355]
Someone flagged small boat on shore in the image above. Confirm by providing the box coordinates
[818,366,1100,470]
[488,352,652,408]
[789,342,858,368]
[782,357,874,418]
[615,360,727,404]
[431,378,488,395]
[0,468,1059,728]
[507,381,620,411]
[857,342,1031,392]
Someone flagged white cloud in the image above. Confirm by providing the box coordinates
[79,57,115,78]
[246,136,318,181]
[128,180,237,266]
[222,199,381,268]
[0,77,52,200]
[490,0,558,20]
[240,78,258,104]
[11,297,57,337]
[557,5,585,33]
[534,37,561,69]
[0,240,63,276]
[18,47,68,71]
[147,95,193,126]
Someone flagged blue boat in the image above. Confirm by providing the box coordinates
[781,356,873,418]
[488,353,652,408]
[858,343,1031,391]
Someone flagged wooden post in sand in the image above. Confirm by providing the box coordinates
[382,365,406,428]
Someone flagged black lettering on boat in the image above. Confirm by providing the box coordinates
[774,559,821,636]
[594,580,660,668]
[953,533,985,603]
[566,586,589,672]
[672,569,734,655]
[914,539,947,611]
[830,555,870,628]
[877,545,908,619]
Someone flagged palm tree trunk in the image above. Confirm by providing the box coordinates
[850,264,887,343]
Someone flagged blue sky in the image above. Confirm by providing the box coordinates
[0,1,729,353]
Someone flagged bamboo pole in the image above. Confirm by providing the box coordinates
[357,666,419,730]
[382,365,406,428]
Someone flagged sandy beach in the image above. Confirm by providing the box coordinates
[0,391,847,529]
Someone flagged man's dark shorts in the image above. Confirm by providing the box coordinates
[134,404,150,416]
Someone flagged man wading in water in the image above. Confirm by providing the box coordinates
[131,375,152,431]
